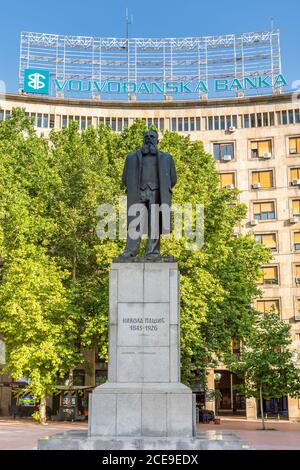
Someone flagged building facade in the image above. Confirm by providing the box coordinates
[0,90,300,420]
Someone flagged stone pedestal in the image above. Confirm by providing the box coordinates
[88,262,194,438]
[38,260,247,450]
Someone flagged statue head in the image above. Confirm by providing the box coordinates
[142,129,159,155]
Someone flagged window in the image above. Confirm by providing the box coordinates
[292,200,300,217]
[296,299,300,316]
[294,265,300,285]
[111,118,116,131]
[257,113,262,127]
[232,115,238,128]
[263,113,269,126]
[154,118,159,129]
[172,118,176,132]
[256,299,280,313]
[30,113,36,126]
[105,118,110,128]
[95,370,107,386]
[214,116,219,130]
[190,117,195,131]
[220,173,235,188]
[147,118,153,127]
[289,137,300,155]
[81,117,86,130]
[73,370,85,386]
[296,110,300,124]
[244,114,249,128]
[184,117,189,132]
[232,339,240,360]
[0,110,4,121]
[42,114,49,128]
[208,117,213,130]
[293,232,300,251]
[282,110,288,125]
[62,115,68,127]
[276,111,282,125]
[258,266,279,285]
[50,114,55,128]
[250,113,256,128]
[213,143,234,161]
[289,110,295,124]
[159,118,164,132]
[290,168,300,183]
[37,114,43,128]
[252,170,274,189]
[87,117,92,128]
[220,116,225,130]
[255,233,277,251]
[251,140,272,158]
[178,118,183,132]
[196,117,201,131]
[269,112,275,126]
[118,118,122,132]
[124,118,129,128]
[253,201,276,221]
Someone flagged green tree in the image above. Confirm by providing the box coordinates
[0,246,79,423]
[227,311,300,429]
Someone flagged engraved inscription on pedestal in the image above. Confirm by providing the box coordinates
[117,302,170,382]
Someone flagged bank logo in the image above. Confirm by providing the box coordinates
[24,69,50,94]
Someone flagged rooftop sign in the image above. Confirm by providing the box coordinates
[20,30,284,101]
[23,69,287,96]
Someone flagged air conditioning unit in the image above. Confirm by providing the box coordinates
[290,148,297,155]
[290,216,300,224]
[263,152,272,159]
[252,182,261,189]
[225,184,234,190]
[223,155,232,161]
[295,277,300,285]
[292,179,300,186]
[295,314,300,321]
[228,126,236,133]
[250,219,259,226]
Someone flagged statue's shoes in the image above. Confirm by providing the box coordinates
[145,254,161,260]
[119,252,136,258]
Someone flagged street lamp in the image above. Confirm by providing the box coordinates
[214,372,222,382]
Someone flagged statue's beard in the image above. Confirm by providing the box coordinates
[142,143,157,155]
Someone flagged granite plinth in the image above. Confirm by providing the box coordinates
[38,430,251,450]
[88,382,193,438]
[88,262,194,439]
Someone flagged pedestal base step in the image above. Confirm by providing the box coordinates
[37,430,251,450]
[88,382,194,438]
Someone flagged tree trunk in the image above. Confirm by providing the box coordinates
[259,384,266,430]
[39,395,47,425]
[72,255,77,283]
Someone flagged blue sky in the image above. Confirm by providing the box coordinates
[1,0,300,93]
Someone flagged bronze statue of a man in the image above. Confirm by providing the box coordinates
[121,129,177,259]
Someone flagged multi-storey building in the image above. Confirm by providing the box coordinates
[0,90,299,420]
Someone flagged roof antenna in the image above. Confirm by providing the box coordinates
[271,17,274,31]
[126,8,133,39]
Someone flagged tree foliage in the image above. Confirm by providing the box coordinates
[227,311,300,428]
[0,108,270,406]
